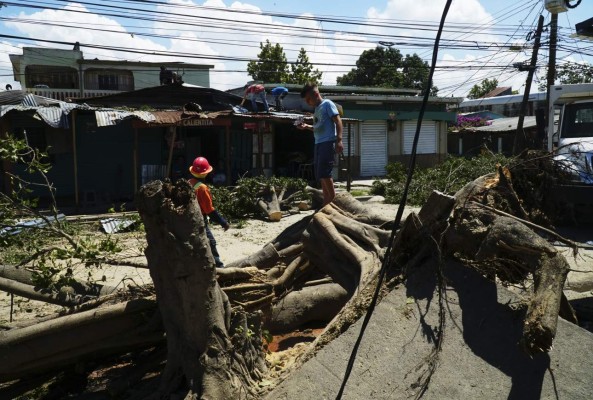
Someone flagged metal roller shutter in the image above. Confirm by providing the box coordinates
[342,125,357,157]
[403,120,437,154]
[361,121,387,177]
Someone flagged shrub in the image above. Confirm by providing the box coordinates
[210,176,309,220]
[379,154,510,206]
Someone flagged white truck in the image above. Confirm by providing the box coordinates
[548,83,593,187]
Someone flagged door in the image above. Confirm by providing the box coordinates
[360,121,387,177]
[403,120,437,154]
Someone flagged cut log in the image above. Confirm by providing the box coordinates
[257,198,283,222]
[268,283,350,333]
[0,298,161,382]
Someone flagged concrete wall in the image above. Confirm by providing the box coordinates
[84,65,211,90]
[11,48,211,91]
[448,131,520,157]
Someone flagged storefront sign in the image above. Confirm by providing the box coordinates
[181,119,214,127]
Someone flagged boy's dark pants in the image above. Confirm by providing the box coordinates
[205,224,224,267]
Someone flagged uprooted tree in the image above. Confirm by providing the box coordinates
[0,149,585,398]
[136,180,266,399]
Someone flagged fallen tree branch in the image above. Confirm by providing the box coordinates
[0,277,88,307]
[469,201,586,254]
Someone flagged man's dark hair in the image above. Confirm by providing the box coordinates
[300,82,317,98]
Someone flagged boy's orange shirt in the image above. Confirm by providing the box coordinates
[189,178,215,215]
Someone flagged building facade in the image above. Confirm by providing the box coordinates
[229,84,460,177]
[458,92,547,118]
[9,47,213,101]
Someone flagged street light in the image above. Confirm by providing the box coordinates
[574,17,593,40]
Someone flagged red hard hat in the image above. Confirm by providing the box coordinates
[189,156,213,177]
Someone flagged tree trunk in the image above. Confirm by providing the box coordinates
[268,283,350,332]
[0,298,161,382]
[137,180,265,399]
[225,243,280,270]
[307,187,394,227]
[446,170,572,355]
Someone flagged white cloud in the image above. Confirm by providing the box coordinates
[368,0,491,24]
[365,0,523,97]
[0,41,22,90]
[0,0,541,96]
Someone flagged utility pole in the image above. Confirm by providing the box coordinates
[513,15,544,155]
[545,12,559,147]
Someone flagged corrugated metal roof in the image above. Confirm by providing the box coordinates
[136,109,354,126]
[459,92,547,108]
[0,91,86,128]
[461,116,538,133]
[72,84,242,111]
[95,110,156,127]
[231,111,358,122]
[0,90,62,106]
[482,86,512,98]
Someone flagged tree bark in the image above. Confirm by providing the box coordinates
[446,171,572,355]
[0,277,87,307]
[268,283,350,332]
[0,264,119,297]
[137,180,265,399]
[0,298,161,382]
[257,192,283,222]
[225,243,280,270]
[307,187,393,227]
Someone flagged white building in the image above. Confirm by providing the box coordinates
[9,46,213,101]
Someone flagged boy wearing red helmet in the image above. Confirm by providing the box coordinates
[189,156,230,268]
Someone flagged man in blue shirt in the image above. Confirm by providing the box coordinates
[271,86,289,111]
[297,82,343,206]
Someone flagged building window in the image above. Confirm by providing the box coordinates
[25,65,79,89]
[84,69,134,91]
[98,74,118,90]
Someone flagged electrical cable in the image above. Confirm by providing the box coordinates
[1,0,584,94]
[334,0,452,398]
[440,1,544,99]
[5,0,514,47]
[565,0,582,9]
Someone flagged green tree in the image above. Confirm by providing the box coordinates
[557,62,593,85]
[247,40,289,83]
[538,62,593,91]
[336,46,437,94]
[287,48,322,84]
[467,78,499,99]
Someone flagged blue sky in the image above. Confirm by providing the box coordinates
[0,0,592,96]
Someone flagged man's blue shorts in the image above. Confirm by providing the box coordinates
[314,140,335,181]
